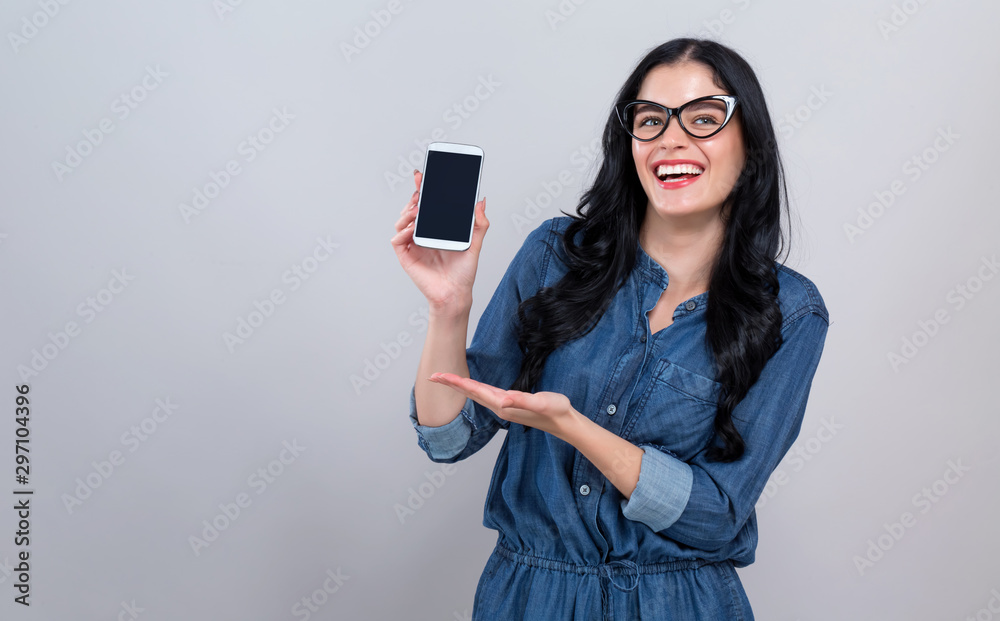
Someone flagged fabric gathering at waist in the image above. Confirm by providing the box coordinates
[494,540,724,593]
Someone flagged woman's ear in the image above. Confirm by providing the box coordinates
[719,196,735,225]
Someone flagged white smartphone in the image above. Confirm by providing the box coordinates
[413,142,484,251]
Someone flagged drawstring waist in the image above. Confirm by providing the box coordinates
[599,559,639,592]
[493,540,720,593]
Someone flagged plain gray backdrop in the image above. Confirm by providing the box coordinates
[1,1,998,619]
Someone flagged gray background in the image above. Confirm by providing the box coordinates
[1,0,998,619]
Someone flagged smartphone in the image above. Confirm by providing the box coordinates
[413,142,484,251]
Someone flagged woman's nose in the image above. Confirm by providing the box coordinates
[657,113,690,146]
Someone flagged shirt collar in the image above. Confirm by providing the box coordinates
[634,241,710,313]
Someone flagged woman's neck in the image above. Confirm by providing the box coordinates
[638,207,725,295]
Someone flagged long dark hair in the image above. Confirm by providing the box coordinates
[511,38,789,462]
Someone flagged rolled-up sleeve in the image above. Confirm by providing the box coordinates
[408,218,557,464]
[620,306,829,547]
[408,386,476,461]
[621,444,693,531]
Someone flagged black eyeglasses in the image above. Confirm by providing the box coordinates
[615,95,738,141]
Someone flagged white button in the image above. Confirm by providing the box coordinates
[579,484,591,496]
[606,404,617,415]
[685,300,697,311]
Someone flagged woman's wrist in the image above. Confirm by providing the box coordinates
[428,296,473,321]
[555,407,642,499]
[553,405,589,445]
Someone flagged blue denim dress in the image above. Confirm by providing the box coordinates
[409,217,829,620]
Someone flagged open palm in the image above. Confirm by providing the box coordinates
[427,372,578,439]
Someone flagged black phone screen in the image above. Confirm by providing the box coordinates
[415,150,482,243]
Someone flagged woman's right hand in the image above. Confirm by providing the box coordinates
[390,169,489,317]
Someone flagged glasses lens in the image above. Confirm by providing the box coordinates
[680,98,730,137]
[624,102,668,140]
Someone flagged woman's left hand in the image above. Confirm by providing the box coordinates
[429,371,645,499]
[427,372,581,440]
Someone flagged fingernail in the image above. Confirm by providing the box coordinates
[413,169,419,175]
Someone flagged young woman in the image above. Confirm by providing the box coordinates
[391,38,829,620]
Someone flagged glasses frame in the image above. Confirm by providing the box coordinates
[615,95,739,141]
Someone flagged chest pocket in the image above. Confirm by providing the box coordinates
[625,359,722,461]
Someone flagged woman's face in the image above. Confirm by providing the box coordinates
[630,62,746,226]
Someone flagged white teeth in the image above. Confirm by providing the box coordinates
[656,164,704,180]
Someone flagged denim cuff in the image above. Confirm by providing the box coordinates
[408,385,474,461]
[620,445,693,532]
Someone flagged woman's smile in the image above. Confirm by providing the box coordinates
[651,158,706,189]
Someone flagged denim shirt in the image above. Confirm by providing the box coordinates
[408,216,829,568]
